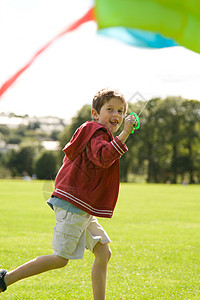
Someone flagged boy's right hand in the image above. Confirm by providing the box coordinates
[117,113,138,144]
[124,114,138,135]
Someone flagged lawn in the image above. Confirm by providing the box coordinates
[0,180,200,299]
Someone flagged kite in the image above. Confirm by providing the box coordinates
[1,0,200,98]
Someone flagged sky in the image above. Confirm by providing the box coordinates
[0,0,200,121]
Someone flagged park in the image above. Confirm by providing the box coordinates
[0,180,200,299]
[1,1,200,299]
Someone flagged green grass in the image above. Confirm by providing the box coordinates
[0,180,200,299]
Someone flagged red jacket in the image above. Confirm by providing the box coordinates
[52,121,128,218]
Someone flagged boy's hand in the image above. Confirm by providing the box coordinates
[117,113,138,144]
[124,114,138,135]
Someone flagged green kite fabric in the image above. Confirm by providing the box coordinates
[95,0,200,53]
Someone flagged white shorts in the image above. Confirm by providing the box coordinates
[52,206,111,260]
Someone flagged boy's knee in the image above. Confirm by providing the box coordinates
[101,245,112,264]
[94,243,112,263]
[54,255,69,268]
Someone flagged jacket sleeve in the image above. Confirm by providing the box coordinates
[87,130,128,168]
[63,122,107,161]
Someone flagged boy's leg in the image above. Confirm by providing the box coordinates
[91,242,111,300]
[1,254,68,291]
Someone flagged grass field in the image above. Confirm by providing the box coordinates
[0,180,200,299]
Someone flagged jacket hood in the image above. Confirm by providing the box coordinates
[63,121,112,161]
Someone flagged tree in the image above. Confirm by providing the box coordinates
[35,151,57,179]
[4,146,35,176]
[133,98,164,183]
[179,99,200,183]
[126,97,200,183]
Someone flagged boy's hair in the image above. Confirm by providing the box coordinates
[92,88,127,114]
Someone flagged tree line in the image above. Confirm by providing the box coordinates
[122,97,200,183]
[0,97,200,183]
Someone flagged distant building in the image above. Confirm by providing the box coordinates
[0,140,19,153]
[41,141,60,151]
[0,112,69,132]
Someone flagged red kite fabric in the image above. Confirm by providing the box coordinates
[0,8,95,98]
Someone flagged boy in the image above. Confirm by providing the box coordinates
[0,88,137,300]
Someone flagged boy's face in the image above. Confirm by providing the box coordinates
[91,97,125,133]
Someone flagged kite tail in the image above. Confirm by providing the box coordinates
[0,7,95,98]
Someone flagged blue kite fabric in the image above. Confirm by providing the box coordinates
[99,27,178,48]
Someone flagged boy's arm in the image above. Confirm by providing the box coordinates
[87,114,137,168]
[87,131,128,168]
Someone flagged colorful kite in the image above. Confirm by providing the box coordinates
[1,0,200,98]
